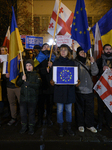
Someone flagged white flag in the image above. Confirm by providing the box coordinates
[47,0,74,36]
[94,69,112,113]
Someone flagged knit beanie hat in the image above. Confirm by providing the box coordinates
[41,43,49,49]
[76,47,86,64]
[25,59,34,67]
[33,45,42,51]
[76,46,83,56]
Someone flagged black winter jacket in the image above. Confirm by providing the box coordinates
[96,54,112,79]
[52,56,75,104]
[16,71,41,102]
[35,50,54,94]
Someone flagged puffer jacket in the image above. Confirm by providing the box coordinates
[74,58,98,94]
[16,71,41,102]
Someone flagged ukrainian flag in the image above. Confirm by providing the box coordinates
[71,0,91,52]
[8,6,24,84]
[34,51,48,67]
[34,51,56,67]
[92,8,112,46]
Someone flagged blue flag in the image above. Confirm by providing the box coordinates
[71,0,91,52]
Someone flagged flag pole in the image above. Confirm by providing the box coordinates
[49,0,61,62]
[90,48,92,57]
[19,50,25,75]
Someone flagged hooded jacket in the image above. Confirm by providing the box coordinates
[16,71,41,102]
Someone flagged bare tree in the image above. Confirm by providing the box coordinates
[0,0,33,45]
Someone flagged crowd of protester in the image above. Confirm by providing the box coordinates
[0,43,112,136]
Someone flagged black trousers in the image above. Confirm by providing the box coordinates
[97,95,112,126]
[20,101,37,125]
[37,94,53,122]
[0,78,7,112]
[75,93,94,128]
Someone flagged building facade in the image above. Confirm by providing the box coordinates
[18,0,112,44]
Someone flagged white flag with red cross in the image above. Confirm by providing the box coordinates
[47,0,74,36]
[94,69,112,113]
[94,22,103,61]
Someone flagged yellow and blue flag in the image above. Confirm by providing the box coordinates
[8,6,24,84]
[34,51,56,67]
[92,8,112,46]
[34,51,48,67]
[71,0,91,52]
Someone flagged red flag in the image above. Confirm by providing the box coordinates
[3,26,10,52]
[94,23,103,60]
[94,69,112,113]
[47,0,74,36]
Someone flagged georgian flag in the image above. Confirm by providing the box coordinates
[94,22,103,60]
[47,0,74,36]
[94,69,112,113]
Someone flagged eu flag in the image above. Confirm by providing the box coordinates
[71,0,91,52]
[8,6,24,84]
[53,66,78,85]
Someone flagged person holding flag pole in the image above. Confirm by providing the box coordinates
[6,6,23,126]
[95,44,112,131]
[48,0,76,137]
[74,46,98,133]
[71,0,98,133]
[5,6,40,134]
[34,0,61,128]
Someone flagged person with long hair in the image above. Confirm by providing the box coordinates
[50,44,75,137]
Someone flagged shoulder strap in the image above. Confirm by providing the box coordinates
[75,59,92,76]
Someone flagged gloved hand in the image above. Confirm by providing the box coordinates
[75,80,80,87]
[50,80,55,86]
